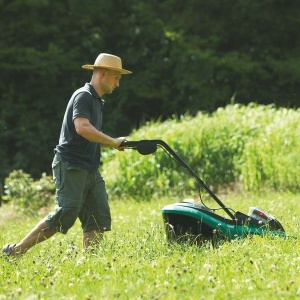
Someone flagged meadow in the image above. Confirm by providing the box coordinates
[1,104,300,299]
[1,192,300,299]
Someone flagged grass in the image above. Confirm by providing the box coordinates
[2,103,300,298]
[1,191,300,299]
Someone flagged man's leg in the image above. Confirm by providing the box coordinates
[8,220,56,256]
[80,171,111,250]
[83,229,104,249]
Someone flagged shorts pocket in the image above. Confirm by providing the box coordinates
[52,160,64,190]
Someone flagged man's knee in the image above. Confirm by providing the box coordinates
[44,206,79,234]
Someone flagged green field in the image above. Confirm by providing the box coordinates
[2,104,300,299]
[1,191,300,299]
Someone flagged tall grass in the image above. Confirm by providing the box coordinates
[3,103,299,214]
[102,104,300,199]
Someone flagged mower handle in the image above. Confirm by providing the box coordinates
[120,139,236,219]
[120,139,159,154]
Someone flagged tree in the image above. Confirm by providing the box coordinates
[0,0,299,182]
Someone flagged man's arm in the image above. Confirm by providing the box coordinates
[74,117,125,148]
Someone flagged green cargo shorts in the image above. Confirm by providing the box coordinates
[45,153,111,234]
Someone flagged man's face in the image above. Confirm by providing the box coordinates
[101,70,122,95]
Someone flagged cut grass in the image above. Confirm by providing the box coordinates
[1,191,300,299]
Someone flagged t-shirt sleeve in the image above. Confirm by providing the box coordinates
[72,92,92,122]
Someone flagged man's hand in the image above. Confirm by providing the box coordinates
[115,137,127,151]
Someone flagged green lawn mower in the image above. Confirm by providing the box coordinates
[121,139,288,246]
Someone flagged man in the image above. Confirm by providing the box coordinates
[3,53,132,257]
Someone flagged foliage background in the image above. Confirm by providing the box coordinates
[103,104,300,200]
[4,104,300,212]
[1,0,300,183]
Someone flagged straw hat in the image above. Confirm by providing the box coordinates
[82,53,132,74]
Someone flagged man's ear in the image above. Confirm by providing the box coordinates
[100,68,108,75]
[93,68,106,77]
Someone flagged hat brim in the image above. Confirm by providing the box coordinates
[82,65,132,74]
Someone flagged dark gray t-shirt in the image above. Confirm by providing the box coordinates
[55,83,104,170]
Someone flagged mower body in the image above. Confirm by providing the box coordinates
[162,202,287,245]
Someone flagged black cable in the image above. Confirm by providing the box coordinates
[198,185,236,215]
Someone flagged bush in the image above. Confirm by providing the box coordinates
[4,170,55,214]
[102,104,300,199]
[4,104,300,210]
